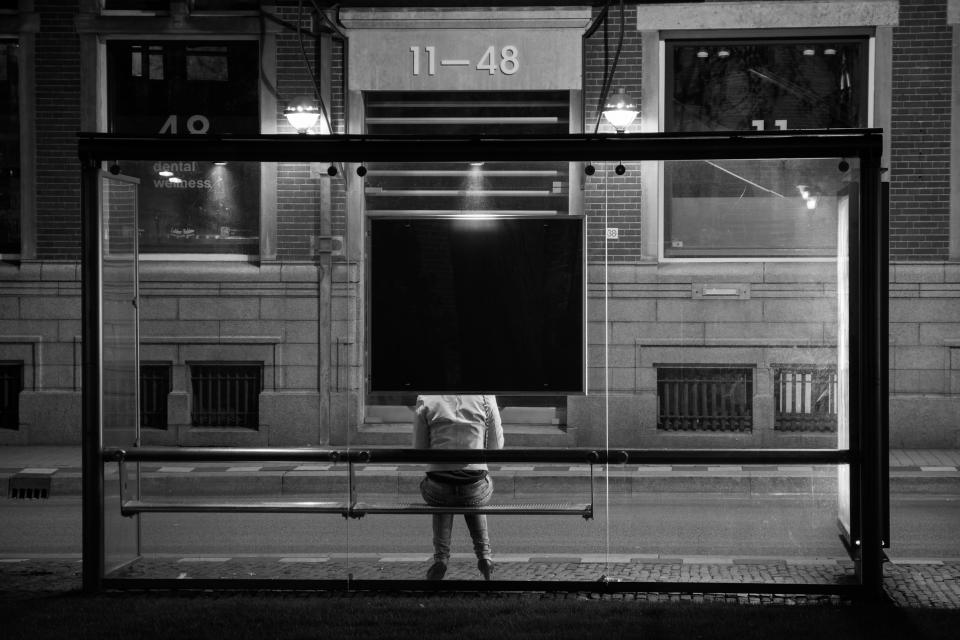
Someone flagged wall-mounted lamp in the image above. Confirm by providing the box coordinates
[602,88,639,133]
[717,48,731,58]
[284,95,320,134]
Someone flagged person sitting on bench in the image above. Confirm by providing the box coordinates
[413,394,505,581]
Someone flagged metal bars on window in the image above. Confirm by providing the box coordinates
[189,363,262,428]
[657,367,753,432]
[0,362,22,430]
[140,364,171,430]
[774,366,838,432]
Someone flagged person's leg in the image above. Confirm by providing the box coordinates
[431,513,454,563]
[421,477,454,579]
[464,513,491,560]
[461,477,494,579]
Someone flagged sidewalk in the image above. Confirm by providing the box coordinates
[2,446,959,611]
[2,446,959,498]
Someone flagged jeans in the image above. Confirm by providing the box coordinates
[419,475,494,563]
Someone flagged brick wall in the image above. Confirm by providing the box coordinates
[275,6,322,261]
[583,5,643,263]
[35,0,81,260]
[890,0,953,260]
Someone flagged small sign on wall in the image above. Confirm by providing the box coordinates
[350,29,583,91]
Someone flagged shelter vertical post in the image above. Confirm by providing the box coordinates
[81,159,104,593]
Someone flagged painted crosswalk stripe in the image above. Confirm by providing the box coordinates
[158,466,195,473]
[920,466,956,472]
[294,464,332,471]
[21,468,57,474]
[226,466,262,472]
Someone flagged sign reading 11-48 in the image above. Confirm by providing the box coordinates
[410,44,519,76]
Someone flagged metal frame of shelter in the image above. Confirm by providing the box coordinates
[78,129,888,598]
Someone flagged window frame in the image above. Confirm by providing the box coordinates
[101,34,276,262]
[0,14,36,260]
[654,29,876,264]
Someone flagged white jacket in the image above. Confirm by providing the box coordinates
[412,395,505,472]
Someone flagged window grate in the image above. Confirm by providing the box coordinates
[657,367,753,432]
[190,363,262,428]
[774,366,838,432]
[140,364,171,429]
[363,91,570,217]
[0,362,23,430]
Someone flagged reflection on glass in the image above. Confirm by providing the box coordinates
[664,158,851,258]
[107,40,260,254]
[669,39,867,132]
[129,160,260,254]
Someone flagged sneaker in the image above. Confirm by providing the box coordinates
[426,561,447,581]
[477,558,494,580]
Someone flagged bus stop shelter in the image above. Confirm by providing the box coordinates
[77,129,888,597]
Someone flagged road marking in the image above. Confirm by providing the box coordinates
[885,557,945,565]
[294,464,332,471]
[20,468,57,474]
[177,557,231,563]
[680,557,734,564]
[226,466,262,472]
[158,466,195,473]
[279,557,329,563]
[920,466,957,472]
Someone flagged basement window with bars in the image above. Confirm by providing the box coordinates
[774,365,838,432]
[140,363,171,429]
[657,366,753,432]
[190,363,262,428]
[0,362,23,430]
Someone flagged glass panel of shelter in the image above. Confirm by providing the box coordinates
[94,149,860,590]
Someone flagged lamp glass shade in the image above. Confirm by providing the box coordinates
[284,95,320,132]
[602,89,639,132]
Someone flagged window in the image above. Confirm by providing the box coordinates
[0,362,22,430]
[657,366,753,432]
[140,363,171,429]
[190,363,262,428]
[365,91,574,422]
[107,41,260,255]
[774,365,837,432]
[0,40,19,254]
[363,91,571,217]
[663,37,868,259]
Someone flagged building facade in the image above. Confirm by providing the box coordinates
[0,0,958,449]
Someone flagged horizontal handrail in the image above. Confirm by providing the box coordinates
[103,446,853,466]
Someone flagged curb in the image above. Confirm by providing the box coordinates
[4,468,959,498]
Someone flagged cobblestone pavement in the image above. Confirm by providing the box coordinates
[1,557,957,608]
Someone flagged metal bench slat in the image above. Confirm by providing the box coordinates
[351,502,593,516]
[121,500,350,516]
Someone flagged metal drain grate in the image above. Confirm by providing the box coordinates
[8,475,52,499]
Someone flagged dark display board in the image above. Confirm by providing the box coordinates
[370,217,583,393]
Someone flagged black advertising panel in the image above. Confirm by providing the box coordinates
[370,217,584,394]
